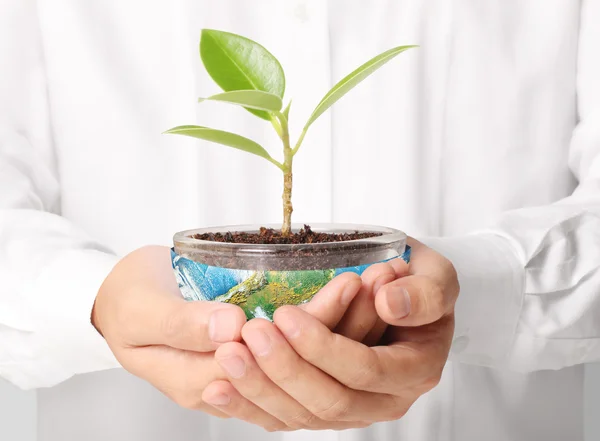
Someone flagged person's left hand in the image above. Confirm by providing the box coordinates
[201,239,459,431]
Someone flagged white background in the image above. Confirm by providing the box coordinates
[1,365,599,441]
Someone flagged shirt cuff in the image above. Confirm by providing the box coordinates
[20,250,122,388]
[419,233,525,368]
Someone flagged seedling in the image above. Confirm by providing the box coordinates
[165,30,416,237]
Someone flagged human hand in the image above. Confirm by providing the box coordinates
[374,238,459,329]
[202,239,458,430]
[299,257,410,344]
[91,246,247,417]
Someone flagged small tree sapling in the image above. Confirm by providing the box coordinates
[165,30,416,237]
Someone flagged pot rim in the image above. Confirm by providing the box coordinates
[174,223,407,252]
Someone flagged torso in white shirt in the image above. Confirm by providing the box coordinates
[32,1,584,440]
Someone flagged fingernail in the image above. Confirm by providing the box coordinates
[341,280,360,305]
[218,355,246,378]
[209,309,238,343]
[245,329,272,357]
[205,393,230,407]
[386,287,411,319]
[276,314,301,339]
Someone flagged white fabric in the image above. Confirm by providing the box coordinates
[1,0,599,440]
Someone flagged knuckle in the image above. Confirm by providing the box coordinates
[388,406,409,421]
[446,260,459,281]
[430,283,445,308]
[286,411,319,430]
[443,263,460,298]
[382,398,411,421]
[273,365,300,386]
[314,395,352,421]
[423,282,445,319]
[350,366,377,390]
[420,373,442,393]
[346,351,382,390]
[439,256,456,278]
[438,259,460,300]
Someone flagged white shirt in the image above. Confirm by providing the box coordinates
[1,1,599,440]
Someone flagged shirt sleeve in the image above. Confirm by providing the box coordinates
[0,0,121,390]
[421,0,600,373]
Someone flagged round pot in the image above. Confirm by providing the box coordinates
[171,223,410,320]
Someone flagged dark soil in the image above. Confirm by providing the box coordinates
[192,224,382,245]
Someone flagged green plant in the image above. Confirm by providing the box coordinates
[165,29,416,236]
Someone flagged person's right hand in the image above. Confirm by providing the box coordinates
[91,246,247,418]
[300,258,409,345]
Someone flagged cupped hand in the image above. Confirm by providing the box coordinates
[374,238,459,329]
[92,246,247,417]
[202,238,458,431]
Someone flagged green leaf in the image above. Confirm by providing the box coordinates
[200,29,286,120]
[302,45,418,131]
[198,90,283,113]
[163,125,284,170]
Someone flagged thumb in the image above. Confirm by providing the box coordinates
[124,295,247,352]
[374,275,450,327]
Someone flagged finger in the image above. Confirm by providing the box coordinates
[384,313,455,352]
[380,314,455,394]
[334,263,396,341]
[214,341,320,430]
[117,344,229,414]
[249,317,402,424]
[300,272,362,330]
[405,238,458,288]
[362,319,388,347]
[122,293,247,352]
[274,306,442,395]
[359,259,411,346]
[387,256,411,279]
[375,275,454,327]
[203,380,289,432]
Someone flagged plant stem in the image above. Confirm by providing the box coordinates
[278,113,293,237]
[282,164,293,236]
[292,128,307,156]
[266,156,286,172]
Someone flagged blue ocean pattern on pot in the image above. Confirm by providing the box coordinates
[172,247,411,320]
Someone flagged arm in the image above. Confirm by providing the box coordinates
[0,0,121,389]
[422,0,600,372]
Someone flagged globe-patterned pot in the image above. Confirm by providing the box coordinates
[172,224,410,320]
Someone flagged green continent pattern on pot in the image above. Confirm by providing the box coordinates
[171,248,411,320]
